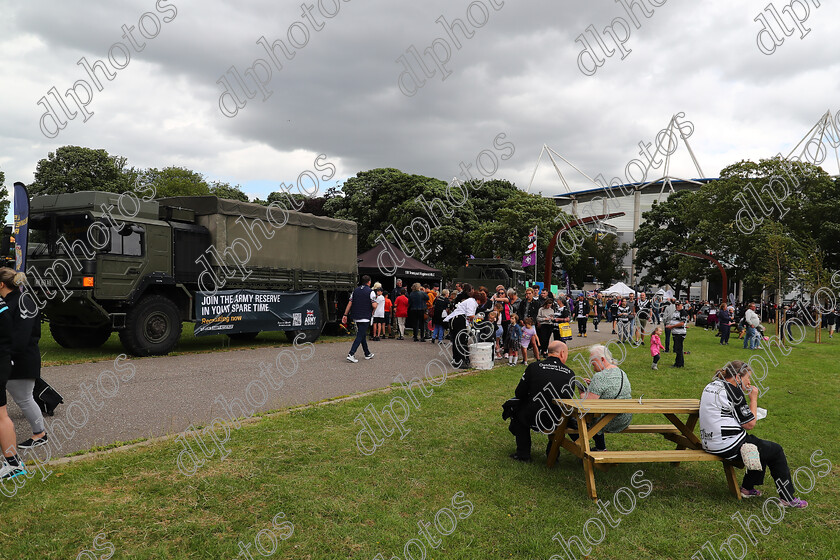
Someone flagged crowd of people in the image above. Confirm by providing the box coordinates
[343,276,840,370]
[339,277,823,509]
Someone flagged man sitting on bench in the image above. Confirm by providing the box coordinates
[507,341,577,462]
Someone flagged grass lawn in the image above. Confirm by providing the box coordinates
[3,325,839,559]
[39,322,348,366]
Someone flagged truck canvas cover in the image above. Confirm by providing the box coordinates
[158,196,357,275]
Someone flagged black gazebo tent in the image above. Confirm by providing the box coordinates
[357,241,443,290]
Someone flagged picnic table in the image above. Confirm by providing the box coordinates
[546,398,741,501]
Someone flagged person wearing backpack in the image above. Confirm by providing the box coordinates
[0,268,48,451]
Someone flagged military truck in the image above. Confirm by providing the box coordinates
[25,192,357,356]
[455,258,527,292]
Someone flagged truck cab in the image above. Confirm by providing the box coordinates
[26,192,193,353]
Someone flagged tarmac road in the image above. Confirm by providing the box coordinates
[6,323,632,459]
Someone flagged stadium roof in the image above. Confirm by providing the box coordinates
[552,178,718,200]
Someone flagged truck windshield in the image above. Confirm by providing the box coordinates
[27,213,94,258]
[26,214,145,258]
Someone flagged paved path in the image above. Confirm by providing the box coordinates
[7,323,627,459]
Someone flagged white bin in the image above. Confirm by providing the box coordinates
[469,342,494,370]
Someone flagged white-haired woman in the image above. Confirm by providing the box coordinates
[578,345,632,452]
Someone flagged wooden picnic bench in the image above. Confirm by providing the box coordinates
[546,398,741,501]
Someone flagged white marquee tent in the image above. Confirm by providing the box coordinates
[604,281,634,297]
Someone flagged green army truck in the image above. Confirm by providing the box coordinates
[455,258,527,292]
[25,192,357,356]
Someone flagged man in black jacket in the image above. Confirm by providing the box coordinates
[507,341,579,461]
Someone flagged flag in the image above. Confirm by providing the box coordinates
[525,227,537,253]
[13,182,29,273]
[522,253,535,267]
[522,226,537,267]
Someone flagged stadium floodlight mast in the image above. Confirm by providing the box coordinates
[527,144,606,217]
[640,113,706,203]
[786,109,840,176]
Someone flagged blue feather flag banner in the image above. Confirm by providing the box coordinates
[13,182,30,273]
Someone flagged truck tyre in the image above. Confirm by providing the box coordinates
[119,295,182,356]
[50,323,112,348]
[284,318,321,343]
[227,332,259,342]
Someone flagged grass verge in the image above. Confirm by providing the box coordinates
[4,326,839,559]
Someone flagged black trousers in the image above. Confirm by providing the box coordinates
[592,316,600,330]
[672,334,685,367]
[740,434,796,501]
[569,431,606,451]
[577,317,587,334]
[537,324,553,354]
[720,324,731,344]
[450,315,469,366]
[509,403,560,458]
[409,309,424,340]
[664,327,671,351]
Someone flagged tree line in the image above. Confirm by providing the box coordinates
[632,156,840,302]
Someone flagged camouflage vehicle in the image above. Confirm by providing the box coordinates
[455,258,527,293]
[25,192,357,356]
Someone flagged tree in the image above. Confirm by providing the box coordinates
[468,189,563,258]
[632,190,706,296]
[209,181,249,202]
[754,221,802,314]
[569,233,629,288]
[691,156,836,298]
[324,168,478,279]
[30,146,134,195]
[141,167,210,198]
[255,191,329,216]
[793,239,831,341]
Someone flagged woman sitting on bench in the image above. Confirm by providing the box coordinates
[699,360,807,508]
[575,345,632,452]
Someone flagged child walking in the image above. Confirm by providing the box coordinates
[650,326,665,370]
[506,313,522,365]
[520,317,539,365]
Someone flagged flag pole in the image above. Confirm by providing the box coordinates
[534,226,538,285]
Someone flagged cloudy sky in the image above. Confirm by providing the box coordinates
[1,0,838,206]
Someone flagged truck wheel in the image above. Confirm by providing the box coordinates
[50,323,112,348]
[227,332,259,342]
[284,321,321,343]
[119,295,182,356]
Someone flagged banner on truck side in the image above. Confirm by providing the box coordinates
[194,290,320,336]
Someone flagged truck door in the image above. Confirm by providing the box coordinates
[93,223,148,299]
